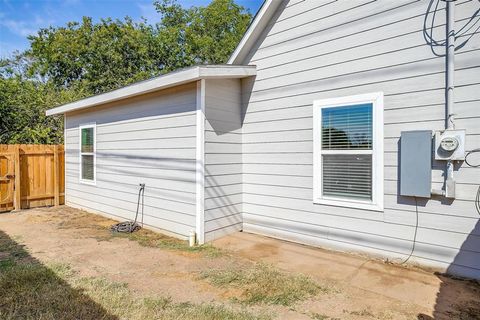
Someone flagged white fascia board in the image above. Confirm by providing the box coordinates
[46,65,256,116]
[227,0,282,65]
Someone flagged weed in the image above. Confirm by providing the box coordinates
[349,308,375,317]
[309,312,330,319]
[0,259,16,270]
[200,263,328,306]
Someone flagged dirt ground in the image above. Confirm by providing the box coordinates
[1,206,479,320]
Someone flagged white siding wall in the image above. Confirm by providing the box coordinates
[65,83,197,239]
[204,79,243,242]
[240,0,480,278]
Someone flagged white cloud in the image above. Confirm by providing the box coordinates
[0,14,55,37]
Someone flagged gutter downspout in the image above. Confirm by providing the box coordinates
[445,0,456,198]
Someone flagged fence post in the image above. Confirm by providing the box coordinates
[53,145,60,206]
[14,145,21,210]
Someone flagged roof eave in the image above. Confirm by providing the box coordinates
[46,65,256,116]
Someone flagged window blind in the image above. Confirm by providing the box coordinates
[81,155,94,180]
[322,104,372,150]
[321,103,373,200]
[322,154,372,200]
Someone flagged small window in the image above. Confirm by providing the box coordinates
[79,124,96,184]
[313,93,383,211]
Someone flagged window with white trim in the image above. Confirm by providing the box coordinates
[79,124,96,184]
[313,93,384,211]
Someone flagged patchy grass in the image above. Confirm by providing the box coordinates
[308,312,330,320]
[0,230,267,320]
[73,272,270,320]
[111,229,224,257]
[44,209,224,257]
[0,261,269,320]
[346,308,375,317]
[200,263,328,306]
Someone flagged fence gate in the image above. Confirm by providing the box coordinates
[0,144,64,212]
[0,153,15,212]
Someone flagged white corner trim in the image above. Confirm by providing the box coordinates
[78,123,97,186]
[313,92,384,212]
[195,79,206,244]
[64,114,68,200]
[46,65,256,116]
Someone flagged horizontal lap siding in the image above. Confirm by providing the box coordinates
[241,0,480,278]
[65,83,197,239]
[204,79,243,242]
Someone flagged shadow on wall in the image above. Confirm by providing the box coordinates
[0,229,118,319]
[418,220,480,320]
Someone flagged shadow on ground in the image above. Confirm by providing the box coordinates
[418,220,480,320]
[0,229,117,320]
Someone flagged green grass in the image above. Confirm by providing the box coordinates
[200,263,328,306]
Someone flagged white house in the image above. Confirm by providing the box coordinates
[47,0,480,279]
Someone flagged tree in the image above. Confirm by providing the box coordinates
[0,75,81,144]
[0,0,252,144]
[154,0,251,66]
[26,0,251,94]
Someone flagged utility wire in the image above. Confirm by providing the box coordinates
[400,197,419,265]
[423,0,480,56]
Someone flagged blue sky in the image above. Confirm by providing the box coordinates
[0,0,262,58]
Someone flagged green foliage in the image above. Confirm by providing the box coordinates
[0,75,82,144]
[154,0,252,66]
[0,0,251,144]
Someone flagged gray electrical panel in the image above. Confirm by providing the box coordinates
[400,130,432,198]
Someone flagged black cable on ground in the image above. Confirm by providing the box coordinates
[400,196,419,265]
[111,183,145,233]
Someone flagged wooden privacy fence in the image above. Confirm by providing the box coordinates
[0,145,65,212]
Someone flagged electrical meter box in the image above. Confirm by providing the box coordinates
[400,130,432,198]
[434,130,466,160]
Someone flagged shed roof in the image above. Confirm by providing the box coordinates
[46,65,256,116]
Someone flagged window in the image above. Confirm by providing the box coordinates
[79,124,96,184]
[313,93,383,211]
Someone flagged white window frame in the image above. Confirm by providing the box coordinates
[79,123,96,185]
[313,92,384,212]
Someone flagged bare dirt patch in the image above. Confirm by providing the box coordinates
[1,206,479,320]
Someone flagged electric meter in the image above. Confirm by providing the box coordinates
[440,136,459,152]
[434,130,466,160]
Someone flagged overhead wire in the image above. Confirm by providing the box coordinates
[423,0,480,56]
